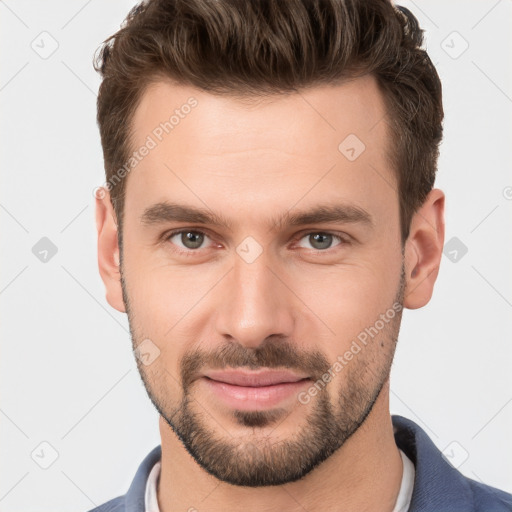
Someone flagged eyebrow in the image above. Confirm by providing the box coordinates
[140,201,374,231]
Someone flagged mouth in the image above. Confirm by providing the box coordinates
[200,369,311,410]
[204,369,309,387]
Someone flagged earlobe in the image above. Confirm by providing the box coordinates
[95,188,126,313]
[403,188,445,310]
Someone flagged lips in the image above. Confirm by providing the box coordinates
[200,369,312,410]
[203,369,309,387]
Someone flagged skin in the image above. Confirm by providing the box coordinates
[96,74,445,512]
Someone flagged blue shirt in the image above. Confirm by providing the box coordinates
[87,415,512,512]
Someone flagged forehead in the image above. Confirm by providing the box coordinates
[124,75,397,232]
[130,74,389,154]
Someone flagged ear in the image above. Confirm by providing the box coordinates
[403,188,445,310]
[95,188,126,313]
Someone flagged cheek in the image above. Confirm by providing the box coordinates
[123,250,186,324]
[298,258,400,346]
[122,258,211,364]
[126,279,185,389]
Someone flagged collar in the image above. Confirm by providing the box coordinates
[123,415,479,512]
[392,414,475,511]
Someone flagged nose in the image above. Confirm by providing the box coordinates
[214,251,296,349]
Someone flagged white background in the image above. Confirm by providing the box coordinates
[1,1,511,510]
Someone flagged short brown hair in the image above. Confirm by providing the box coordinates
[94,0,443,246]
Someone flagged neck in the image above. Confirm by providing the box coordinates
[157,383,403,512]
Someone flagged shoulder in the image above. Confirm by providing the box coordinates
[468,478,512,511]
[86,496,125,512]
[84,445,161,512]
[392,415,512,511]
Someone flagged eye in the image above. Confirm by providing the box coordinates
[295,232,347,251]
[166,229,212,251]
[163,229,350,255]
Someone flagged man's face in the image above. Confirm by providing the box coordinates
[118,75,405,486]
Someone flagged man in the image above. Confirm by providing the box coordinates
[91,0,512,511]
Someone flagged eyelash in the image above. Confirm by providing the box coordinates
[162,229,350,256]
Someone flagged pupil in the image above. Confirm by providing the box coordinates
[311,233,332,250]
[183,231,203,249]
